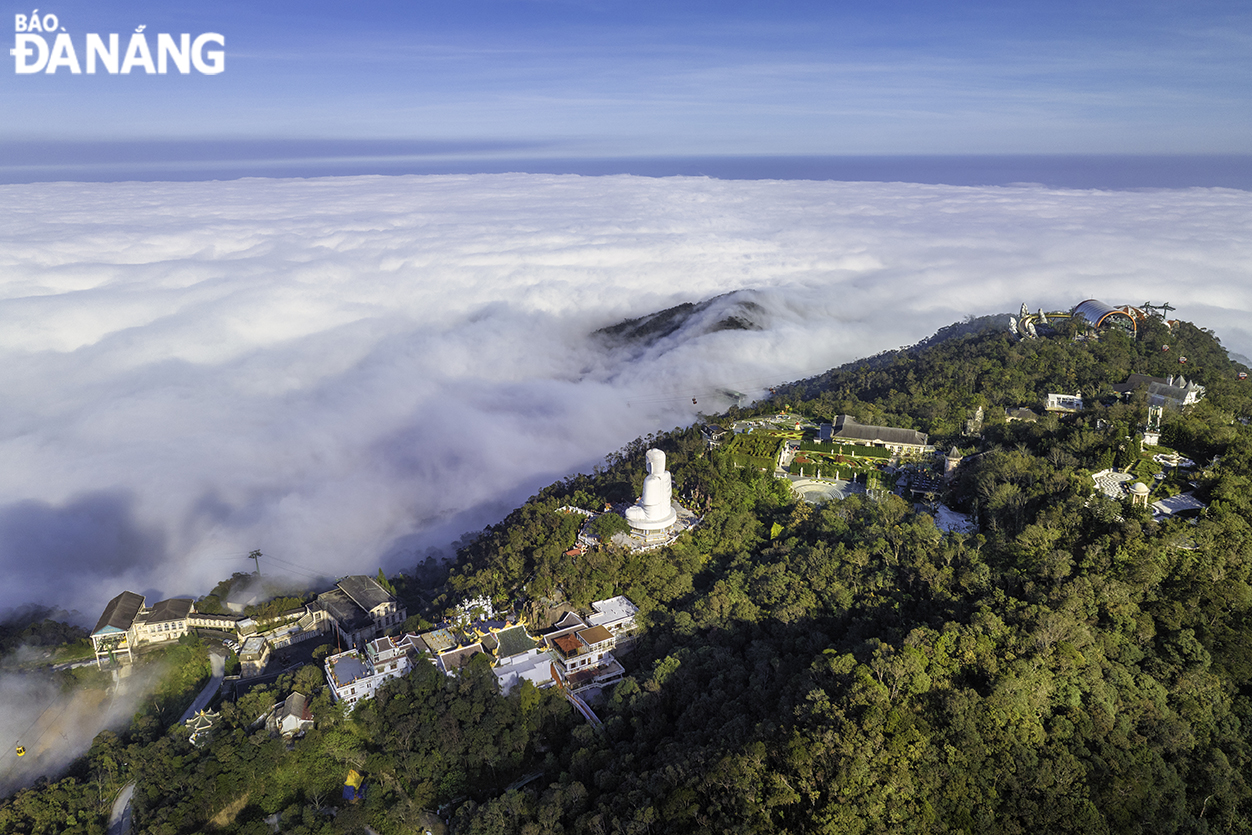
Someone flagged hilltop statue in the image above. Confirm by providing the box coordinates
[625,449,679,535]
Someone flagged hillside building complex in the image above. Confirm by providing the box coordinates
[315,575,406,650]
[820,415,932,459]
[1114,374,1206,408]
[91,591,196,665]
[90,573,402,672]
[324,633,426,711]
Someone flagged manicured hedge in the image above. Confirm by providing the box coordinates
[797,440,892,458]
[725,431,784,459]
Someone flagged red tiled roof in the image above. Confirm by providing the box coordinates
[554,635,582,655]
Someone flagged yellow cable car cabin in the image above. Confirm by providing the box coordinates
[16,745,25,757]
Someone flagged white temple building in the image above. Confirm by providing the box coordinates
[625,449,681,542]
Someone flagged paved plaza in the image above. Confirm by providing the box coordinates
[787,474,864,504]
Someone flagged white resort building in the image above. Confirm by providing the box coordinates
[586,596,640,640]
[1114,374,1206,409]
[324,633,425,711]
[90,591,197,665]
[541,615,626,693]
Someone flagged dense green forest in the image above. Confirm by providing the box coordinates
[4,315,1252,834]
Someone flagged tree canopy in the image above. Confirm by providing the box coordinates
[5,317,1252,834]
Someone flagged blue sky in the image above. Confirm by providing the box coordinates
[3,0,1250,157]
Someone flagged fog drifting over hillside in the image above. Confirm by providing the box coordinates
[2,174,1250,618]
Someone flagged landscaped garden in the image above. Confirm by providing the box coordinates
[790,435,893,479]
[1133,444,1198,500]
[721,430,786,470]
[790,448,893,482]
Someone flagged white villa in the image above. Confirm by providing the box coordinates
[324,633,425,711]
[541,616,626,693]
[586,596,640,639]
[1045,393,1084,414]
[490,597,638,695]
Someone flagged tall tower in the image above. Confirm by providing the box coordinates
[1143,405,1163,447]
[943,447,963,481]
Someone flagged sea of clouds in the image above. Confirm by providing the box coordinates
[0,659,165,798]
[1,173,1250,620]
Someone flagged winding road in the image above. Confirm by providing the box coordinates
[107,781,135,835]
[179,651,226,724]
[105,650,225,834]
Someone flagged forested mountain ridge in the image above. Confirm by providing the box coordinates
[443,317,1252,834]
[4,316,1252,835]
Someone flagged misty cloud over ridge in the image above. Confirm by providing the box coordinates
[1,173,1250,619]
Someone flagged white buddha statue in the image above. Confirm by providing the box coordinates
[625,449,678,531]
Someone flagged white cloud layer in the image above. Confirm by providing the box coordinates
[0,662,160,798]
[1,174,1250,618]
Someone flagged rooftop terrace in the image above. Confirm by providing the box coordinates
[328,652,372,688]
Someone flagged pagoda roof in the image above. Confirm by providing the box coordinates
[493,625,537,659]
